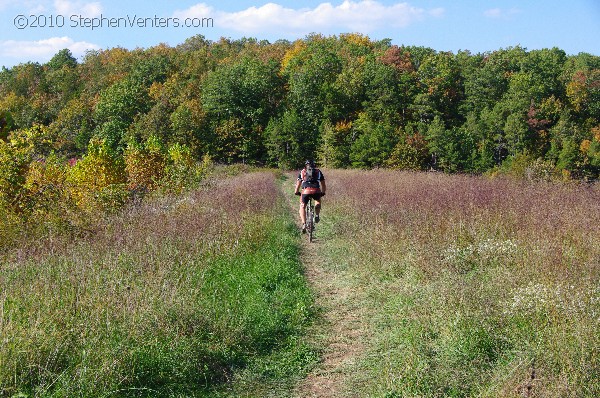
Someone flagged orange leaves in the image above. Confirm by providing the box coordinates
[580,139,592,154]
[378,45,415,73]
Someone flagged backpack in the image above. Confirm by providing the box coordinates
[301,166,320,189]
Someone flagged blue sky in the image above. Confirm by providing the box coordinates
[1,0,599,68]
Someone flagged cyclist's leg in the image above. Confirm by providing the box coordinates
[314,193,322,215]
[299,194,308,226]
[314,194,322,222]
[299,203,306,225]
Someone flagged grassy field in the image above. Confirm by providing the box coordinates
[1,168,598,397]
[0,171,317,397]
[305,169,599,397]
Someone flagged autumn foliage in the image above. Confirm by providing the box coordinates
[0,34,599,240]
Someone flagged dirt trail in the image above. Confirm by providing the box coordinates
[283,178,367,398]
[293,249,366,398]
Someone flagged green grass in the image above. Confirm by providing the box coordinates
[0,171,317,397]
[3,168,598,397]
[311,169,599,398]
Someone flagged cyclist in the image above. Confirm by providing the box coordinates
[295,159,326,233]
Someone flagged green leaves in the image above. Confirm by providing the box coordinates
[0,36,599,180]
[94,78,150,149]
[350,113,398,168]
[201,57,284,162]
[46,49,78,71]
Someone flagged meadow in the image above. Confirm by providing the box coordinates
[309,169,599,397]
[0,168,598,397]
[0,171,316,397]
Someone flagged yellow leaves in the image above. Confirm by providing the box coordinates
[24,158,65,193]
[335,120,353,133]
[592,126,600,142]
[124,139,165,192]
[162,147,211,194]
[566,78,587,112]
[171,98,206,132]
[580,139,591,154]
[580,127,600,164]
[23,156,69,215]
[148,81,164,101]
[167,142,194,166]
[280,40,307,73]
[21,125,54,151]
[100,47,130,66]
[539,95,563,117]
[214,118,246,162]
[1,131,210,217]
[49,97,93,148]
[147,42,175,58]
[0,93,25,131]
[566,69,599,114]
[0,139,27,207]
[340,33,373,49]
[66,138,126,209]
[0,91,21,109]
[387,132,429,171]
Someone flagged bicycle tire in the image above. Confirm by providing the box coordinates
[306,198,314,242]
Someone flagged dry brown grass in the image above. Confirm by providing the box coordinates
[300,169,599,397]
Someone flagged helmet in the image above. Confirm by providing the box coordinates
[305,159,315,167]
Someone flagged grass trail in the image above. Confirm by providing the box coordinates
[282,172,371,398]
[289,169,599,397]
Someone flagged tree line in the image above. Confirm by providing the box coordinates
[1,34,599,207]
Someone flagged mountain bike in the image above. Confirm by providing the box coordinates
[305,196,315,242]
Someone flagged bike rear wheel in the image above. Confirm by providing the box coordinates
[305,199,314,242]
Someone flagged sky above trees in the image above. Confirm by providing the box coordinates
[1,0,600,68]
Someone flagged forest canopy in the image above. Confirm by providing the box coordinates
[1,33,599,183]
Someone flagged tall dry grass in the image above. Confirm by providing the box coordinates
[0,171,315,397]
[320,169,599,397]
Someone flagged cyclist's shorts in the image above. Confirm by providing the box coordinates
[301,192,323,205]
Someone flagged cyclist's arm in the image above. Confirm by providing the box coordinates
[294,178,302,194]
[320,179,326,195]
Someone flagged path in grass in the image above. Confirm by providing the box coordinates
[288,169,600,397]
[283,174,368,398]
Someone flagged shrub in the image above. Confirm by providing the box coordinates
[160,144,212,194]
[0,131,33,213]
[66,137,126,211]
[386,132,429,170]
[496,152,560,181]
[525,157,559,181]
[124,135,166,192]
[23,154,68,214]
